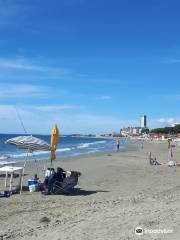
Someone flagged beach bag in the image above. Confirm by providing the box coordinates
[168,160,175,167]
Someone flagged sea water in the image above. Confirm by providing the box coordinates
[0,134,131,163]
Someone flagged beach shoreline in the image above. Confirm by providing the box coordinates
[0,134,123,163]
[0,137,138,166]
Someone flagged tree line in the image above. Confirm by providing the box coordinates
[150,125,180,134]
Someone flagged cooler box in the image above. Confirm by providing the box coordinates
[28,179,39,186]
[28,179,40,192]
[29,184,40,192]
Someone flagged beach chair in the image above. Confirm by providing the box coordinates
[51,176,79,194]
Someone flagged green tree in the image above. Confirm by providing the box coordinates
[141,128,149,134]
[150,127,175,134]
[174,124,180,133]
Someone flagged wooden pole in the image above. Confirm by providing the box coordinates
[20,150,28,194]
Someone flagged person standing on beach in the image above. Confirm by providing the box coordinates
[116,138,120,151]
[168,139,171,149]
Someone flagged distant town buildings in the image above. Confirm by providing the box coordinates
[120,115,148,137]
[73,115,149,138]
[120,127,142,137]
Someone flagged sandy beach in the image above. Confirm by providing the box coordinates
[1,141,180,240]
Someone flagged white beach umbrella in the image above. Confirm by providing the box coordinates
[6,135,50,152]
[5,136,50,193]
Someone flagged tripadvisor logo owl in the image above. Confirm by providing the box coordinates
[135,227,144,236]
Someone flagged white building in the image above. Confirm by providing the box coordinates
[141,115,147,128]
[121,127,142,136]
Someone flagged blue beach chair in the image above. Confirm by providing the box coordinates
[51,176,79,194]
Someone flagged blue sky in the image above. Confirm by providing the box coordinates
[0,0,180,134]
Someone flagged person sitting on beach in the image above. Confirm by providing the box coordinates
[54,167,66,182]
[44,169,56,194]
[149,157,161,165]
[43,167,66,194]
[34,174,39,180]
[45,168,55,177]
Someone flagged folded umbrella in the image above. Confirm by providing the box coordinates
[50,124,59,161]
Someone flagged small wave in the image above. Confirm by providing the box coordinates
[77,143,91,149]
[7,153,33,159]
[56,148,72,152]
[92,140,106,145]
[77,140,106,149]
[2,150,50,159]
[71,149,99,157]
[85,149,99,154]
[1,147,74,160]
[0,156,9,160]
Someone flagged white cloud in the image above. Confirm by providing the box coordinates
[1,103,178,134]
[0,57,65,75]
[0,104,135,134]
[0,59,44,71]
[0,84,51,99]
[0,83,69,100]
[100,95,112,100]
[158,118,166,123]
[0,105,17,120]
[56,114,138,134]
[0,105,36,119]
[0,1,29,28]
[157,117,174,124]
[167,118,174,124]
[34,105,79,112]
[164,94,180,101]
[150,117,176,128]
[142,117,180,129]
[0,104,42,134]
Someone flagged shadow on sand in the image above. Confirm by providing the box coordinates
[69,188,109,196]
[21,186,109,196]
[40,188,109,196]
[22,186,30,191]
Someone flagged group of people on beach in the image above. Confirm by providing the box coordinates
[149,139,180,167]
[115,137,180,167]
